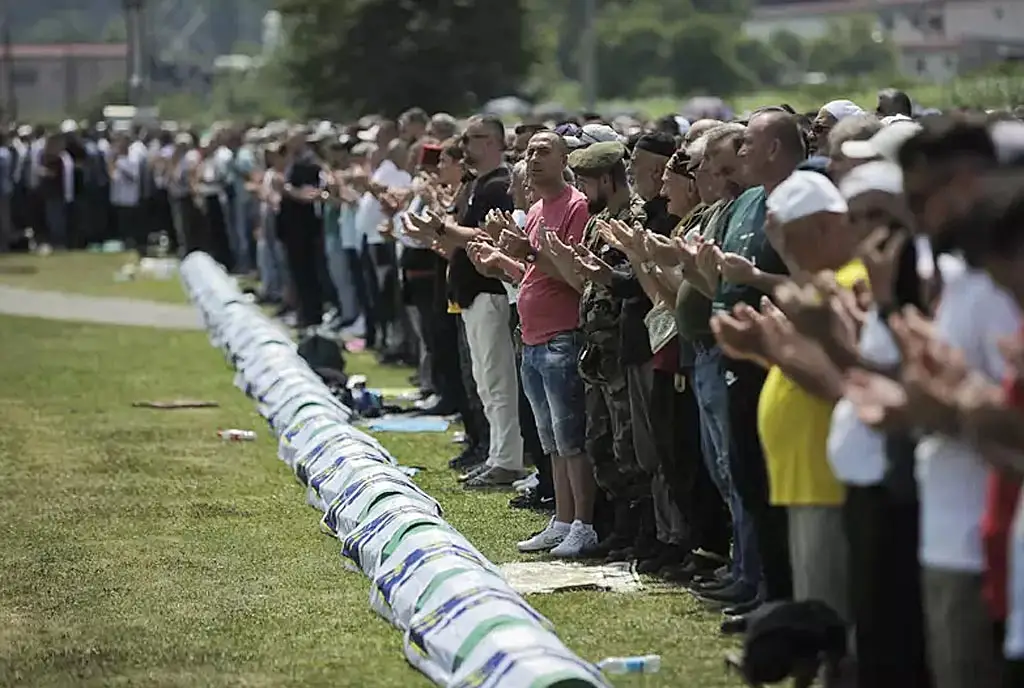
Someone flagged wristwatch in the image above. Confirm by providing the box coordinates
[524,249,538,264]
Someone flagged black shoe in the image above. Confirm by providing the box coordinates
[419,401,459,416]
[721,593,763,617]
[508,489,556,513]
[719,614,750,636]
[671,552,722,582]
[689,574,735,594]
[694,581,758,608]
[509,488,537,510]
[448,447,485,471]
[636,543,689,575]
[660,562,697,584]
[631,498,660,560]
[588,532,632,560]
[605,546,634,563]
[587,499,640,559]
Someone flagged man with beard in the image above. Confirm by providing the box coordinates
[606,132,684,567]
[566,141,651,558]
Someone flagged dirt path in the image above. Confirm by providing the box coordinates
[0,285,202,330]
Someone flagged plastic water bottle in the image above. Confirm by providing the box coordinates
[218,429,257,441]
[597,655,661,675]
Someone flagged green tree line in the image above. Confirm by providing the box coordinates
[276,0,897,118]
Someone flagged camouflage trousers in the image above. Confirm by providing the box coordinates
[584,370,650,503]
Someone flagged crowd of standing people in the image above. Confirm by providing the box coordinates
[9,91,1024,687]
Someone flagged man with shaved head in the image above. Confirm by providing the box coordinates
[693,108,802,611]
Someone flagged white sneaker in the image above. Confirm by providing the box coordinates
[513,472,539,494]
[415,393,442,411]
[341,315,366,339]
[516,518,569,553]
[549,521,598,559]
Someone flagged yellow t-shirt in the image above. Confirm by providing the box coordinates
[758,261,867,507]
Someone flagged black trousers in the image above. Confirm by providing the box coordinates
[456,314,490,457]
[279,222,325,328]
[114,204,146,256]
[203,195,233,270]
[150,188,173,251]
[345,247,375,334]
[844,485,931,688]
[510,304,550,498]
[359,238,383,347]
[724,357,792,601]
[658,369,731,556]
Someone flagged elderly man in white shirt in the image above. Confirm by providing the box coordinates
[109,133,146,256]
[843,118,1024,688]
[354,134,412,349]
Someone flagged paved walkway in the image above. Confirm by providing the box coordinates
[0,285,202,330]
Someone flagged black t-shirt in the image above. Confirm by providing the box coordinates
[447,165,514,308]
[278,152,321,232]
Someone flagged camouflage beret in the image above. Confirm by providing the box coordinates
[568,141,626,178]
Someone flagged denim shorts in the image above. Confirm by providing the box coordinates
[520,330,586,457]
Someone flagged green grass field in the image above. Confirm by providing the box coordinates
[0,252,189,304]
[0,261,740,687]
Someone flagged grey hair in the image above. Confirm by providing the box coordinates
[512,159,528,181]
[702,122,746,151]
[686,135,710,163]
[828,114,882,153]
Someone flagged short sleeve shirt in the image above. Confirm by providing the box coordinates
[713,186,788,313]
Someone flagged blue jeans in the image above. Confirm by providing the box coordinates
[324,229,359,324]
[229,190,254,273]
[520,330,586,457]
[256,212,288,301]
[692,342,760,588]
[44,198,68,248]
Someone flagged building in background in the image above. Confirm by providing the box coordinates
[745,0,1024,81]
[0,43,128,120]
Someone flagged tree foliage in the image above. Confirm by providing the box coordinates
[277,0,532,118]
[533,1,896,104]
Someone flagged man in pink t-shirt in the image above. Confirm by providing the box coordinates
[498,131,597,558]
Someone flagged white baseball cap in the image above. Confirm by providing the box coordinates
[822,99,865,121]
[990,120,1024,166]
[841,120,922,162]
[767,170,848,225]
[838,160,904,200]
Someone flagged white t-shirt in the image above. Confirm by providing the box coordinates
[355,160,412,246]
[110,146,145,207]
[827,246,966,487]
[394,195,426,249]
[501,209,528,305]
[827,309,900,486]
[916,259,1020,572]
